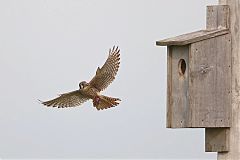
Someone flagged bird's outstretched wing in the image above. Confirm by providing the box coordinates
[89,46,120,91]
[40,90,89,108]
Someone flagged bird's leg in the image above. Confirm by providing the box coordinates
[93,96,100,106]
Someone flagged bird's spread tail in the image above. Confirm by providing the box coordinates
[93,95,121,110]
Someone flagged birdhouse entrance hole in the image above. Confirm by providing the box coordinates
[178,59,186,76]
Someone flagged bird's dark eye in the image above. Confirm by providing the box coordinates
[79,81,87,89]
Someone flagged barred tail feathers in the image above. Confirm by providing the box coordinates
[93,95,120,110]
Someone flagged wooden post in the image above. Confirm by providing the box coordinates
[156,1,238,157]
[218,0,240,160]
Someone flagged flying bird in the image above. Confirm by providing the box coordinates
[40,46,121,110]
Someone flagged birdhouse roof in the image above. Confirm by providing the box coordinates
[156,28,229,46]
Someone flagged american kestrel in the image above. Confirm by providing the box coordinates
[40,46,121,110]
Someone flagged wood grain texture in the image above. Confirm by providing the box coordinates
[205,128,229,152]
[156,29,229,46]
[166,47,172,128]
[167,46,190,128]
[167,35,231,128]
[189,34,231,127]
[162,4,231,128]
[207,5,229,30]
[218,0,240,159]
[205,4,231,153]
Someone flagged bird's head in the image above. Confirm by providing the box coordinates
[79,81,88,89]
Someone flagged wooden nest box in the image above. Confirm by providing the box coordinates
[156,5,231,129]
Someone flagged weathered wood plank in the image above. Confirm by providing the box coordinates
[167,46,190,128]
[166,47,172,128]
[207,5,229,30]
[205,4,230,153]
[218,0,240,159]
[189,34,231,127]
[156,29,229,46]
[205,128,229,152]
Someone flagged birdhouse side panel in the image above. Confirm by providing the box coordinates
[167,46,190,128]
[189,34,231,127]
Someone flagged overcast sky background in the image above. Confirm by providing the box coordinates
[0,0,219,159]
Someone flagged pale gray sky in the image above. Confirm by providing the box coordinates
[0,0,218,159]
